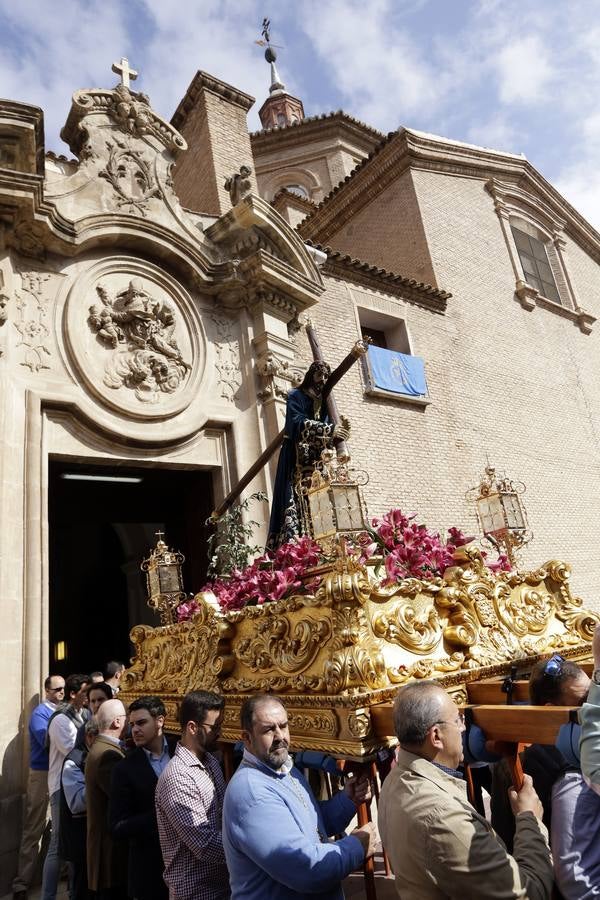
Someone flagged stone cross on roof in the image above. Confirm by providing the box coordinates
[111,56,138,89]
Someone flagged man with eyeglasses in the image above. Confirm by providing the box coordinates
[12,675,65,900]
[42,672,90,900]
[379,680,553,899]
[155,690,229,900]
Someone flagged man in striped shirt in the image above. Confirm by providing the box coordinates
[155,691,229,900]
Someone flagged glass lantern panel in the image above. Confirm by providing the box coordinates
[478,495,506,535]
[502,492,525,530]
[308,488,336,538]
[147,566,161,597]
[158,565,182,593]
[331,485,364,531]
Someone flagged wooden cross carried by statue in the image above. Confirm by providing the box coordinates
[211,324,370,533]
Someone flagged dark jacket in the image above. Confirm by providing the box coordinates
[109,745,170,900]
[85,736,127,893]
[58,747,87,862]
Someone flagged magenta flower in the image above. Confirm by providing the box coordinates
[178,508,507,612]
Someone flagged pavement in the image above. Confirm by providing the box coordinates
[6,869,397,900]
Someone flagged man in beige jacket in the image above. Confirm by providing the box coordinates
[379,681,553,899]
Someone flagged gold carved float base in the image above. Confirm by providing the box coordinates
[120,547,598,758]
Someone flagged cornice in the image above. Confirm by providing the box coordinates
[250,110,384,155]
[299,126,600,264]
[297,130,405,241]
[0,98,45,175]
[272,188,316,215]
[307,241,450,313]
[171,71,255,131]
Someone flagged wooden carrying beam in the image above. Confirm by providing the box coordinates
[370,702,577,746]
[466,681,531,704]
[469,705,576,746]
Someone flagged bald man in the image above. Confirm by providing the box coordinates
[85,699,128,900]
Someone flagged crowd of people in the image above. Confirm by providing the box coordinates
[11,627,600,900]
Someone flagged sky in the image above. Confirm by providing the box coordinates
[1,0,600,227]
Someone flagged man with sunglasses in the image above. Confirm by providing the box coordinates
[379,680,553,899]
[12,675,65,900]
[155,690,229,900]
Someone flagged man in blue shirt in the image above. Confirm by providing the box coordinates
[13,674,65,900]
[223,694,376,900]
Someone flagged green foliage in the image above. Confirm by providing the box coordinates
[206,491,269,577]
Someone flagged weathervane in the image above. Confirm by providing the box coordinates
[255,17,283,49]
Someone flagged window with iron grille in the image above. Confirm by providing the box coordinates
[511,225,561,304]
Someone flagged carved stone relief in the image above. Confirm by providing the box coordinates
[209,312,242,401]
[224,165,253,207]
[99,139,162,216]
[64,257,203,419]
[13,271,53,371]
[256,351,303,401]
[88,278,191,403]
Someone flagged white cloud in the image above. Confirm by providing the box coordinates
[555,168,600,232]
[298,0,443,128]
[495,36,553,104]
[0,0,598,238]
[466,115,519,154]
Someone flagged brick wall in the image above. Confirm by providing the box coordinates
[324,170,437,285]
[172,79,257,216]
[288,166,600,609]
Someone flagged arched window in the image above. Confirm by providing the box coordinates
[283,183,309,199]
[487,178,595,333]
[510,218,561,305]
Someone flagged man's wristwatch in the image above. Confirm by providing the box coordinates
[592,669,600,685]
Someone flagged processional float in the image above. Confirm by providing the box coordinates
[120,323,599,898]
[121,322,598,745]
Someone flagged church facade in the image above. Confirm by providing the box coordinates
[2,54,600,883]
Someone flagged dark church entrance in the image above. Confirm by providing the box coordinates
[48,459,214,676]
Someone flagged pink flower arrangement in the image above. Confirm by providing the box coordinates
[355,509,476,584]
[192,535,322,613]
[176,509,511,619]
[175,597,200,622]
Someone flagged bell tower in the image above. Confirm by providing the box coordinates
[257,19,305,130]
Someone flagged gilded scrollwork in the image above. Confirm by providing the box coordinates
[494,583,554,637]
[347,710,372,739]
[323,606,387,695]
[233,614,331,674]
[314,557,372,607]
[435,586,480,651]
[543,559,600,640]
[121,550,597,757]
[371,599,442,653]
[121,601,229,695]
[287,711,337,736]
[388,652,466,685]
[221,673,327,693]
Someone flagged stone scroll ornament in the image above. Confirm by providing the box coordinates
[88,278,191,403]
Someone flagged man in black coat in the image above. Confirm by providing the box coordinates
[109,697,173,900]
